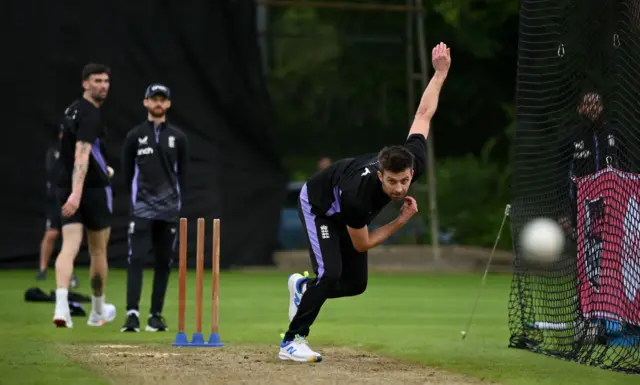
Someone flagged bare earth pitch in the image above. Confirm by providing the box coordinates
[63,344,495,385]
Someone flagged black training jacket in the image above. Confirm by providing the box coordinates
[121,121,189,221]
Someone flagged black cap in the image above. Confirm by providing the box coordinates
[145,83,171,99]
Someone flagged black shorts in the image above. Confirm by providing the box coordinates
[298,183,367,281]
[45,194,61,232]
[58,187,113,231]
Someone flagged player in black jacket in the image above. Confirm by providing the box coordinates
[120,84,189,332]
[559,92,630,233]
[560,92,638,293]
[278,43,451,362]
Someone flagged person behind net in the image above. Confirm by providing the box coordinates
[120,84,189,333]
[278,42,451,362]
[36,128,79,289]
[53,63,117,328]
[564,92,630,212]
[561,91,628,292]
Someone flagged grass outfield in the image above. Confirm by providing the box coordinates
[0,269,636,384]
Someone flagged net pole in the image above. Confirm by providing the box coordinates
[405,0,415,126]
[462,204,511,339]
[414,0,441,262]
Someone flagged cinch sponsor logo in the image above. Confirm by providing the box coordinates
[138,147,154,156]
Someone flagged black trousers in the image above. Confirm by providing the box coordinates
[126,217,177,315]
[284,184,368,341]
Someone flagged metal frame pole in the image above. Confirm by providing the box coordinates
[414,0,441,262]
[405,0,416,125]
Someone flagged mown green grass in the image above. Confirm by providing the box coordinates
[0,269,636,385]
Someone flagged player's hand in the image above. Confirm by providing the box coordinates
[62,192,81,217]
[398,196,418,224]
[432,42,451,74]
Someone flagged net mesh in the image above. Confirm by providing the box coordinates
[509,0,640,373]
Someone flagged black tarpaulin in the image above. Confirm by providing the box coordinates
[0,0,285,268]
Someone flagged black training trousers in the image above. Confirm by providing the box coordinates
[126,217,177,315]
[284,183,368,341]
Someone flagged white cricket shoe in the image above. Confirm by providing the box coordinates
[279,335,323,362]
[87,303,117,326]
[288,272,309,322]
[53,306,73,328]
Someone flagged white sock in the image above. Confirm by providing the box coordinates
[92,295,105,315]
[56,289,69,311]
[127,310,140,317]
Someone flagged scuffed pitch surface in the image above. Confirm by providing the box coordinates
[63,344,494,385]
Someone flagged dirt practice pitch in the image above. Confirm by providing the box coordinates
[64,344,491,385]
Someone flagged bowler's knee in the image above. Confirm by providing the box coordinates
[317,270,342,291]
[350,278,368,296]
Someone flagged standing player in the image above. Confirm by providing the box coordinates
[120,84,189,332]
[36,128,79,288]
[52,63,117,328]
[278,43,451,362]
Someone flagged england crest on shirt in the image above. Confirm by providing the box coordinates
[168,136,175,148]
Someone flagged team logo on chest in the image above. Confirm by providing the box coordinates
[137,135,154,156]
[168,136,175,148]
[320,225,330,239]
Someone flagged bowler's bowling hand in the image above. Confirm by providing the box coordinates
[398,196,418,224]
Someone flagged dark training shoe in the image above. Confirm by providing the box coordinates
[120,313,140,332]
[146,314,168,332]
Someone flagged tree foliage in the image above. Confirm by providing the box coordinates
[266,0,519,162]
[265,0,520,247]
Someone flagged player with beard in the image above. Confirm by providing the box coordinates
[120,84,189,332]
[278,43,451,362]
[559,92,630,236]
[53,63,117,328]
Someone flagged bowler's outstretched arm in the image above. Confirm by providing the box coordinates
[407,42,451,140]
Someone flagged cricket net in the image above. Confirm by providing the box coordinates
[508,0,640,374]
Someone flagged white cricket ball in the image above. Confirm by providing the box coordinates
[520,217,564,263]
[460,331,466,337]
[107,166,114,178]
